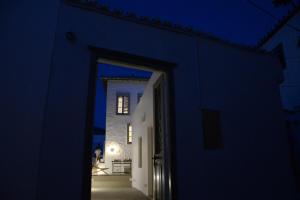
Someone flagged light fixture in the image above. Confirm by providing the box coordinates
[106,141,122,156]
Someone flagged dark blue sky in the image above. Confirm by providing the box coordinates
[93,0,298,129]
[98,0,297,45]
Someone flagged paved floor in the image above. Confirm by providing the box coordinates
[91,187,149,200]
[91,175,149,200]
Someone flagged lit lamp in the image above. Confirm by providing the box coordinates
[107,142,121,156]
[110,147,115,153]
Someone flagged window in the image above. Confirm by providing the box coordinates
[138,137,142,168]
[202,109,223,150]
[272,43,286,69]
[116,93,130,114]
[137,93,143,103]
[127,123,133,144]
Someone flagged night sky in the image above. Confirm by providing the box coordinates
[97,0,298,45]
[93,0,298,129]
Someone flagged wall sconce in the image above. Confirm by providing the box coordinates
[106,142,122,155]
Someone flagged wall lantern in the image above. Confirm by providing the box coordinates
[106,142,122,156]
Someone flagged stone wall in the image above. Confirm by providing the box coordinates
[104,79,147,173]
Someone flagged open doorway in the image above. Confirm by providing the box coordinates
[88,53,173,200]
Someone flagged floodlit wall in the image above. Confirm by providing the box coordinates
[261,12,300,110]
[131,72,161,196]
[104,80,147,173]
[1,1,297,200]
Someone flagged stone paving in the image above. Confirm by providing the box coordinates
[91,175,149,200]
[91,187,149,200]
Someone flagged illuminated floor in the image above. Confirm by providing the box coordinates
[91,187,149,200]
[91,175,149,200]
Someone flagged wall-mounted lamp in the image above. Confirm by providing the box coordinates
[106,142,122,156]
[65,31,77,44]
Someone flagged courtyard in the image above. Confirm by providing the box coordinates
[91,175,149,200]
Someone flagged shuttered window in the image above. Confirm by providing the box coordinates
[202,109,223,150]
[127,123,133,144]
[116,93,130,115]
[138,137,142,168]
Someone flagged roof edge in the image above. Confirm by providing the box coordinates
[64,0,270,55]
[257,3,300,48]
[99,76,150,81]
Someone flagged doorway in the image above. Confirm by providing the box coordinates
[86,49,174,200]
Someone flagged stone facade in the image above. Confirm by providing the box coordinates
[104,79,148,173]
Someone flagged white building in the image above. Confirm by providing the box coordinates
[102,76,149,173]
[2,1,298,199]
[102,71,165,196]
[258,4,300,112]
[131,72,161,196]
[258,4,300,186]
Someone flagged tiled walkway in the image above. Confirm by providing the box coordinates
[91,175,149,200]
[91,187,149,200]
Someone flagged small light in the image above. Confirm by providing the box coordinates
[106,142,122,155]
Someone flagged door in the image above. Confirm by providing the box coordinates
[153,76,165,200]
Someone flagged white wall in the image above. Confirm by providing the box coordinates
[260,12,300,185]
[261,12,300,110]
[4,2,296,200]
[104,80,147,173]
[0,1,60,200]
[131,72,161,196]
[39,3,297,199]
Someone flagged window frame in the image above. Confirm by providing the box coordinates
[116,92,130,115]
[127,123,133,144]
[202,109,223,150]
[138,137,142,168]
